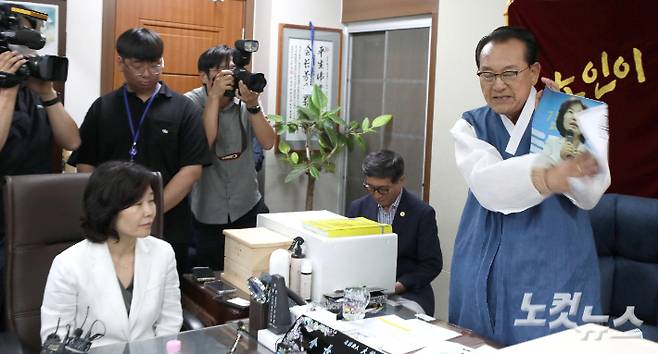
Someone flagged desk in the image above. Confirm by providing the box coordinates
[181,273,250,327]
[88,323,271,354]
[84,305,495,354]
[86,319,495,354]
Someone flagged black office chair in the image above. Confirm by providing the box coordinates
[589,193,658,341]
[3,172,164,351]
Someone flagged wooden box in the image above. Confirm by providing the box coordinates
[222,227,292,293]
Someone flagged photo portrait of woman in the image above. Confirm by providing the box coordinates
[543,98,588,162]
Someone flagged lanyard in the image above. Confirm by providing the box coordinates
[123,83,161,161]
[309,21,315,84]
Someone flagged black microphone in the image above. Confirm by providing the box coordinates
[65,307,94,354]
[40,318,66,354]
[565,130,575,144]
[1,28,46,49]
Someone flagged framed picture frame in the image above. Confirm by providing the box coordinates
[276,23,342,151]
[4,0,66,55]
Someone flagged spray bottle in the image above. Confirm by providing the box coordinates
[288,237,305,295]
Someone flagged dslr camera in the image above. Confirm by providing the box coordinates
[0,4,68,88]
[225,39,266,97]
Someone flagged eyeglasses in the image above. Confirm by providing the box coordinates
[362,182,392,195]
[477,66,530,83]
[121,57,164,77]
[209,63,236,73]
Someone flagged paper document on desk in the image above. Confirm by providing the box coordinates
[415,342,498,354]
[415,341,475,354]
[348,315,461,354]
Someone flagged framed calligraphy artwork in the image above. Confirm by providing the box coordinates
[276,23,342,149]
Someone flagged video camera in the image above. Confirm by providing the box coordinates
[225,39,266,97]
[0,4,68,88]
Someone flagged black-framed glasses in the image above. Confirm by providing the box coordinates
[121,57,164,77]
[477,66,530,83]
[362,182,392,195]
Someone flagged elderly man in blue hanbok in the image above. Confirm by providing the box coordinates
[449,26,611,345]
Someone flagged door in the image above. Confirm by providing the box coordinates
[110,0,246,94]
[343,23,432,212]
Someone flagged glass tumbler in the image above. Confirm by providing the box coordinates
[342,286,370,321]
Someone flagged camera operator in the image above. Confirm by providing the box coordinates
[185,44,275,271]
[0,5,80,330]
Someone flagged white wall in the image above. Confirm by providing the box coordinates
[64,0,103,126]
[429,0,507,320]
[253,0,344,213]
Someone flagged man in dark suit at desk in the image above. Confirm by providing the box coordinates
[347,150,443,315]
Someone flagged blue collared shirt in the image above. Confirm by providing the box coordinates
[377,191,402,225]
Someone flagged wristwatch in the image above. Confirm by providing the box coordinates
[246,104,261,114]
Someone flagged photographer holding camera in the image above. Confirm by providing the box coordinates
[185,43,275,271]
[0,4,80,179]
[0,3,80,330]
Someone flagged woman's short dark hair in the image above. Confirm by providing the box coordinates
[116,27,163,62]
[362,150,405,183]
[475,26,539,69]
[197,45,232,74]
[556,98,587,143]
[81,161,158,243]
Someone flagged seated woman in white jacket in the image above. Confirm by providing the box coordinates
[40,161,182,348]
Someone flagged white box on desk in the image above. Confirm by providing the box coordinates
[257,210,397,302]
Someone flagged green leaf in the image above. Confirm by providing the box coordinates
[336,134,348,148]
[296,108,312,123]
[323,162,336,173]
[287,123,298,133]
[345,136,354,151]
[355,135,366,150]
[298,106,319,121]
[290,152,299,164]
[311,85,328,110]
[278,140,291,155]
[284,166,307,183]
[318,134,330,150]
[311,153,324,164]
[309,165,320,179]
[325,125,338,146]
[371,114,393,128]
[322,111,346,126]
[328,106,341,116]
[276,124,288,135]
[268,114,283,124]
[321,120,335,134]
[361,117,370,131]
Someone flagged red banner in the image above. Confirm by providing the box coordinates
[508,0,658,197]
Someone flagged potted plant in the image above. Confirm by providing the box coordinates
[268,85,392,210]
